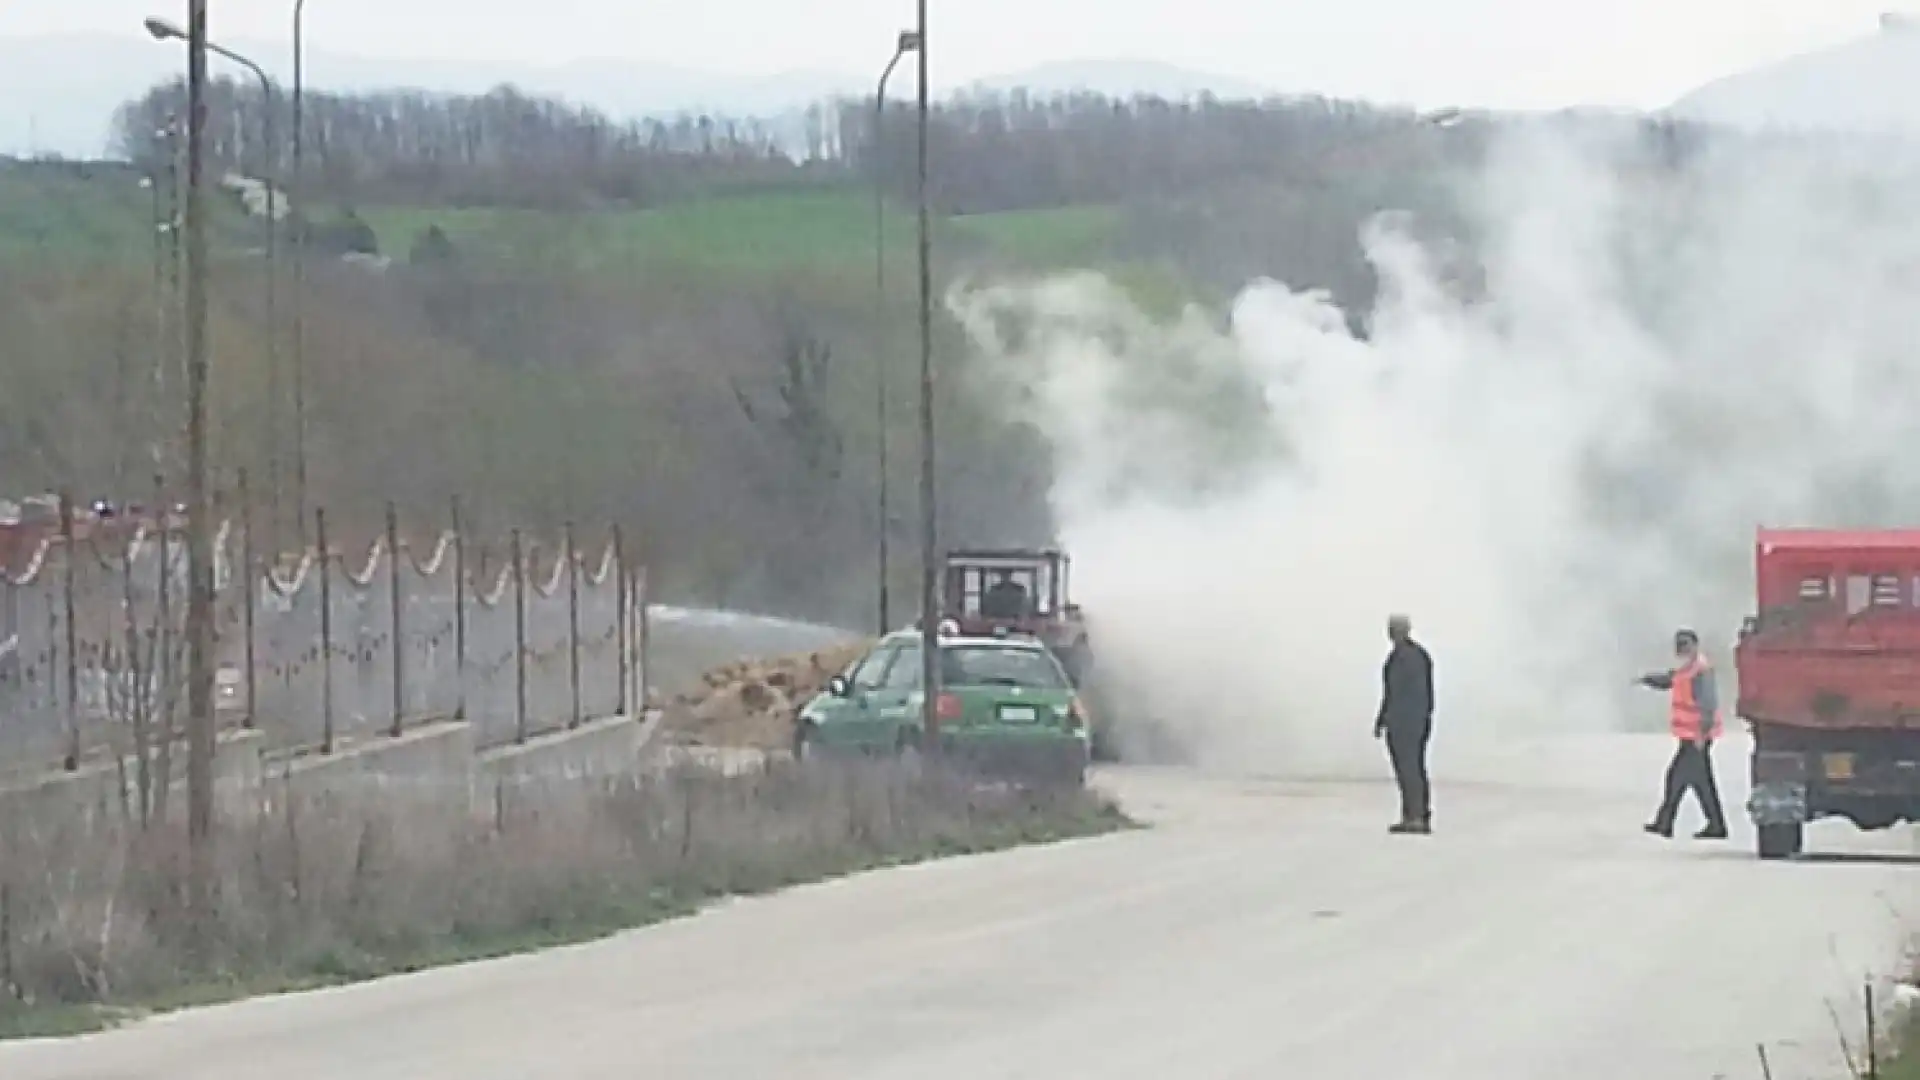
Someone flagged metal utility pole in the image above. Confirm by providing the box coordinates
[138,118,187,476]
[292,0,310,541]
[145,17,280,536]
[139,171,165,475]
[258,78,281,536]
[914,0,940,742]
[873,29,920,636]
[143,118,181,475]
[183,0,216,848]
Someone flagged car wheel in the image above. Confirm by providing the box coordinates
[1062,744,1091,787]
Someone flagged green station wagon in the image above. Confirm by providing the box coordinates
[794,628,1092,784]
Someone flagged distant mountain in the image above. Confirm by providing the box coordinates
[0,35,165,160]
[1668,13,1920,134]
[0,32,1270,160]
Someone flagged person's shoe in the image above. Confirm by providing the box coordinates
[1408,818,1433,835]
[1388,821,1416,834]
[1644,822,1673,838]
[1694,825,1729,840]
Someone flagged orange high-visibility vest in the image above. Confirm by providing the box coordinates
[1669,656,1721,741]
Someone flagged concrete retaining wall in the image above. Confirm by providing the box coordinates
[277,721,478,788]
[478,713,657,784]
[0,728,265,828]
[2,713,660,822]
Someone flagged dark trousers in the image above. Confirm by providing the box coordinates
[1651,739,1728,832]
[1385,719,1432,823]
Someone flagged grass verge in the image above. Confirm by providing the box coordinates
[0,759,1131,1038]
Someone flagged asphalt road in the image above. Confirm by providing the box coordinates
[3,733,1913,1080]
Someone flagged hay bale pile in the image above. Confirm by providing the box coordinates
[657,641,869,749]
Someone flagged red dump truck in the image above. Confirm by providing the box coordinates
[1736,528,1920,859]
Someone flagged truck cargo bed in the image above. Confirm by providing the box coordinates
[1737,644,1920,729]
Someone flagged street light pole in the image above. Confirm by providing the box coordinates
[873,29,919,636]
[914,0,940,741]
[182,0,215,850]
[292,0,309,542]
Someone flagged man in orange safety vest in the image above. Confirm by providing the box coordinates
[1637,627,1729,840]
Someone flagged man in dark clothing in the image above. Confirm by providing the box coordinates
[980,570,1031,620]
[1376,613,1436,834]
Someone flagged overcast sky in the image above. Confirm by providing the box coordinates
[0,0,1900,110]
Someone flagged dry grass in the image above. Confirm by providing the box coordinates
[0,759,1128,1036]
[1886,966,1920,1080]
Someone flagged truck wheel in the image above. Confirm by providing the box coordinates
[1756,823,1803,861]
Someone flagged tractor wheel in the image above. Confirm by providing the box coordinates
[1062,642,1094,688]
[1089,723,1119,763]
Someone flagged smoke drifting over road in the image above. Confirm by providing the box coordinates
[952,123,1920,777]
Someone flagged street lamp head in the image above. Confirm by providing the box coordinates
[1422,107,1466,129]
[897,30,923,52]
[143,15,187,42]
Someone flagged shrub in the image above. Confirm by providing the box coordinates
[0,759,1125,1030]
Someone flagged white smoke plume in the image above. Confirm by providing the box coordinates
[951,122,1920,778]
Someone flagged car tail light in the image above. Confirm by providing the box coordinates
[936,692,962,721]
[1069,698,1091,731]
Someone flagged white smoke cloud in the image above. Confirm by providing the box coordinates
[951,122,1920,779]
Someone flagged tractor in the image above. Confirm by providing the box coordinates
[942,549,1088,673]
[942,548,1118,757]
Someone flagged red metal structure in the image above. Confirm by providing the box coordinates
[942,547,1114,759]
[1736,527,1920,858]
[941,547,1090,677]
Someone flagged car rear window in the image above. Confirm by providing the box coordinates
[941,645,1068,690]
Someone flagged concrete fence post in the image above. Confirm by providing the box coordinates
[451,496,467,721]
[316,507,334,754]
[239,469,257,730]
[566,521,581,731]
[58,490,79,772]
[512,529,528,745]
[613,524,628,717]
[386,502,404,739]
[153,474,175,790]
[636,563,649,717]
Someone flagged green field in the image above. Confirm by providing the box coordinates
[362,189,938,271]
[359,191,1139,275]
[0,159,261,263]
[950,204,1124,266]
[0,162,1135,276]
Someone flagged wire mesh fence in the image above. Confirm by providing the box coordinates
[0,493,643,780]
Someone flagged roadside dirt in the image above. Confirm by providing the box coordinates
[656,641,868,749]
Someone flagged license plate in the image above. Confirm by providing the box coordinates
[1824,753,1855,781]
[997,705,1037,723]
